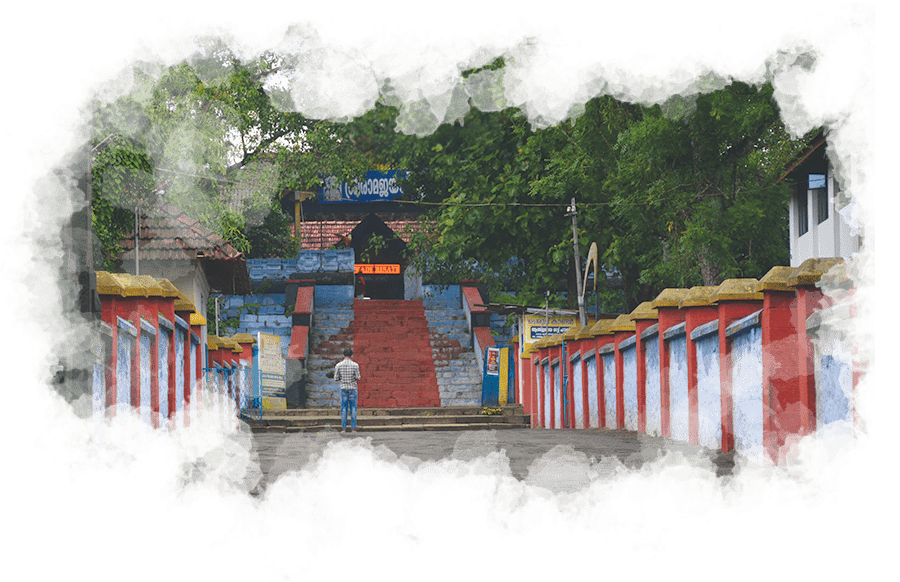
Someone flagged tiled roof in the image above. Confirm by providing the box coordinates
[292,220,421,250]
[119,202,251,294]
[120,202,243,261]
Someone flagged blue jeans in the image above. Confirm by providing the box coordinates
[340,389,357,431]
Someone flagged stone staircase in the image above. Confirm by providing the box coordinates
[425,305,483,407]
[221,293,292,356]
[300,297,486,417]
[242,404,530,432]
[304,304,355,407]
[353,300,442,408]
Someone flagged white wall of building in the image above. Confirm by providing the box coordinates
[789,163,860,267]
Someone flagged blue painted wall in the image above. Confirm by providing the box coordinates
[696,334,721,450]
[159,328,170,425]
[552,362,561,428]
[645,335,661,436]
[585,355,599,428]
[813,328,853,473]
[732,325,763,453]
[622,345,638,431]
[140,333,151,425]
[175,326,185,432]
[668,335,689,442]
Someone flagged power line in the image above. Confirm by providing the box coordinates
[156,168,788,208]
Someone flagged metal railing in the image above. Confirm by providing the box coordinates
[203,367,262,432]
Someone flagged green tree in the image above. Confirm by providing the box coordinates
[91,41,373,264]
[243,194,298,259]
[604,82,812,305]
[344,54,629,312]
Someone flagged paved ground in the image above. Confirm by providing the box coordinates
[232,429,749,497]
[165,429,789,512]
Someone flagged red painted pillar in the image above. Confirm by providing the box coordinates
[558,338,566,428]
[712,280,764,453]
[548,337,561,428]
[195,322,204,419]
[531,354,540,427]
[97,294,121,418]
[631,302,659,434]
[531,350,544,427]
[757,266,801,462]
[610,314,635,430]
[681,286,719,445]
[562,327,582,428]
[846,287,863,428]
[576,327,593,429]
[789,258,844,439]
[535,341,547,428]
[651,289,688,438]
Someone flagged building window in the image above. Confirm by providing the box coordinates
[797,186,809,236]
[815,188,829,224]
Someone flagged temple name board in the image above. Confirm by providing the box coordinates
[320,169,407,204]
[354,264,400,275]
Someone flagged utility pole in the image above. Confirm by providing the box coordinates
[134,204,140,276]
[214,295,222,336]
[566,197,587,327]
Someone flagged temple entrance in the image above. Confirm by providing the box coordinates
[351,213,407,300]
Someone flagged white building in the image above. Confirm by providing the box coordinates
[783,134,861,267]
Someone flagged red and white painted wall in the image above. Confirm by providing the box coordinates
[519,258,861,463]
[92,271,242,428]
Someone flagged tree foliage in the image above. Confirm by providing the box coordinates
[91,41,373,266]
[352,81,815,311]
[92,42,818,313]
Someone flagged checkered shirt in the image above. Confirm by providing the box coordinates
[334,358,360,390]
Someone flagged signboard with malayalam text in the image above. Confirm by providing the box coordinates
[320,169,407,204]
[522,314,578,355]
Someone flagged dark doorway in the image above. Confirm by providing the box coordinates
[351,213,407,300]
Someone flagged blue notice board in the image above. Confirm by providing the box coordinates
[320,169,407,204]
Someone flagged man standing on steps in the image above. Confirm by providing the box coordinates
[335,348,361,433]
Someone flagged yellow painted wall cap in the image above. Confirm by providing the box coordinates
[589,318,616,335]
[712,278,764,302]
[156,278,183,298]
[756,266,798,292]
[789,257,845,287]
[132,275,167,297]
[629,301,659,320]
[545,334,564,346]
[609,313,636,332]
[651,288,689,309]
[576,325,596,339]
[679,286,718,307]
[95,271,125,296]
[562,326,582,340]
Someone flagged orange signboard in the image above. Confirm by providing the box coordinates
[354,264,401,275]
